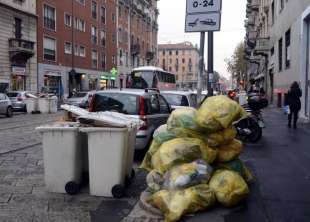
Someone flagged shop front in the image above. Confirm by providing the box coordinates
[43,71,62,98]
[11,66,26,91]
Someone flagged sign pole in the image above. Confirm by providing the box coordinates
[197,32,205,104]
[207,31,214,97]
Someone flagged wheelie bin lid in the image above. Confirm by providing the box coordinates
[36,122,80,132]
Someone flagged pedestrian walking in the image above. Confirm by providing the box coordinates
[287,81,302,129]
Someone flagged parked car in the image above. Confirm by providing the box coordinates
[89,89,172,150]
[161,91,198,109]
[65,91,95,108]
[7,91,33,112]
[0,93,13,117]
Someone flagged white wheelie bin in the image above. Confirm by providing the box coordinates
[124,124,138,185]
[25,98,38,114]
[49,96,58,113]
[36,122,83,195]
[38,98,49,113]
[80,127,129,198]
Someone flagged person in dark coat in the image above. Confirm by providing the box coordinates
[287,81,302,129]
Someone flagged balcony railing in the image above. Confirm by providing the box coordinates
[9,38,35,62]
[255,37,270,52]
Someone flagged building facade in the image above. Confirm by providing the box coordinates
[158,42,200,89]
[245,0,310,120]
[36,0,117,98]
[116,0,158,87]
[0,0,37,92]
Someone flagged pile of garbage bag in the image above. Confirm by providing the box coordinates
[140,96,253,222]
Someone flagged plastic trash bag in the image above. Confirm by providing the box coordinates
[206,126,237,147]
[162,160,213,190]
[215,159,254,183]
[147,184,216,222]
[196,96,247,132]
[167,107,201,131]
[151,138,217,174]
[217,139,243,163]
[140,141,162,172]
[146,170,164,193]
[153,124,178,144]
[151,138,202,174]
[209,170,249,207]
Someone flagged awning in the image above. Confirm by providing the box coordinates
[45,71,61,77]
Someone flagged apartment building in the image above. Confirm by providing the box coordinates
[36,0,117,97]
[158,42,200,89]
[245,0,310,120]
[0,0,37,92]
[116,0,158,87]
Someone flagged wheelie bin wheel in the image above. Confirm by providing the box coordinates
[112,184,125,198]
[65,181,80,195]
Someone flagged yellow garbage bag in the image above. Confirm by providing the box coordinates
[215,159,254,183]
[206,126,237,147]
[146,170,164,192]
[196,95,247,132]
[209,170,249,207]
[151,138,202,174]
[140,140,161,171]
[167,107,201,131]
[153,124,178,144]
[217,139,243,163]
[163,160,213,190]
[147,184,216,222]
[151,138,217,174]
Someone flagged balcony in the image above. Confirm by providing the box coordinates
[248,15,255,26]
[9,38,35,62]
[146,51,154,60]
[131,44,140,56]
[255,37,270,53]
[247,30,258,41]
[249,0,259,10]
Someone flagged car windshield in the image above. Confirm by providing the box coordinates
[93,93,138,115]
[71,92,87,98]
[161,94,189,106]
[7,92,20,97]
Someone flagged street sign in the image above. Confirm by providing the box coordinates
[185,12,221,32]
[186,0,222,14]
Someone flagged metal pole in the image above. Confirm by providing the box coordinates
[207,32,214,96]
[197,32,205,104]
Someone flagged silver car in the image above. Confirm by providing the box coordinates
[161,91,198,110]
[0,93,13,117]
[7,91,31,112]
[89,89,172,150]
[65,91,95,108]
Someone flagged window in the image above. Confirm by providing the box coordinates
[182,58,185,64]
[271,1,275,25]
[91,26,97,44]
[64,13,72,27]
[169,58,172,64]
[74,44,79,56]
[14,17,22,39]
[112,55,116,65]
[112,33,116,43]
[92,50,98,69]
[44,4,56,30]
[126,52,128,66]
[176,50,179,55]
[112,13,116,23]
[280,0,284,11]
[100,30,106,47]
[163,50,165,56]
[119,6,122,18]
[76,0,85,5]
[74,18,85,32]
[270,46,275,65]
[159,95,170,114]
[149,95,160,114]
[101,7,106,24]
[79,46,86,57]
[91,1,97,19]
[169,51,172,55]
[101,52,106,69]
[43,37,56,61]
[278,38,283,71]
[285,29,291,68]
[64,42,72,54]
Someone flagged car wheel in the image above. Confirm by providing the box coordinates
[6,107,13,118]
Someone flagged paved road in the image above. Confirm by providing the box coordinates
[0,112,63,154]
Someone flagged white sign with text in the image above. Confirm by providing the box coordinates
[186,0,222,14]
[185,12,221,32]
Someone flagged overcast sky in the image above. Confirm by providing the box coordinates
[158,0,246,78]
